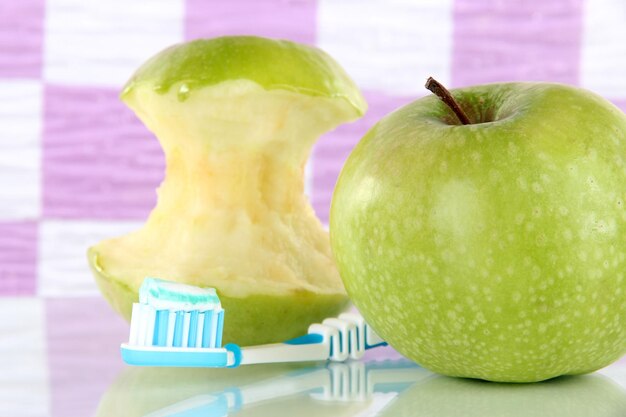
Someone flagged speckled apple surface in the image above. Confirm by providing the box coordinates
[331,82,626,382]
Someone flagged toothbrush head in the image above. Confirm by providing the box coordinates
[121,278,240,367]
[120,279,386,368]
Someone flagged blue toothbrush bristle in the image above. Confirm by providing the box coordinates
[216,310,224,347]
[188,310,199,347]
[202,310,214,348]
[155,309,169,346]
[173,311,184,347]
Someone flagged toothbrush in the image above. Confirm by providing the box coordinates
[121,278,387,368]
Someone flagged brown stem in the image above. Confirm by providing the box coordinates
[425,77,471,125]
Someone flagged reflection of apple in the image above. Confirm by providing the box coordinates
[88,36,367,346]
[331,80,626,382]
[379,374,626,417]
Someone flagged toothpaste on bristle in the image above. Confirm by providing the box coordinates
[139,277,222,312]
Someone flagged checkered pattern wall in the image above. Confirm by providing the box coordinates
[4,0,626,298]
[0,0,625,414]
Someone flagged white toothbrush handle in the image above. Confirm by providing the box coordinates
[240,339,329,365]
[237,313,386,366]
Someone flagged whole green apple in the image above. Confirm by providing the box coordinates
[330,80,626,382]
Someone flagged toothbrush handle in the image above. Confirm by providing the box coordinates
[311,313,387,362]
[237,313,386,366]
[239,336,329,365]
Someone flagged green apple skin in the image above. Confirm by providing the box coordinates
[330,82,626,382]
[380,374,626,417]
[122,36,366,114]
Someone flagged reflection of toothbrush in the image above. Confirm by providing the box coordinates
[121,278,386,368]
[312,360,431,402]
[140,360,428,417]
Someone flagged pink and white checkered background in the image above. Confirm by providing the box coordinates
[1,0,626,415]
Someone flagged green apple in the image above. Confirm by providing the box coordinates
[330,80,626,382]
[379,373,626,417]
[88,36,367,346]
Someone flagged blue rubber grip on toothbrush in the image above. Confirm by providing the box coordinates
[283,334,323,345]
[225,344,242,368]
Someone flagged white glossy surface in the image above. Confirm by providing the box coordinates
[1,296,625,416]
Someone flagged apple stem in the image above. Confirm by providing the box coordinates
[425,77,471,125]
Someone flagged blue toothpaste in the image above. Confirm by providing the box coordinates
[140,277,222,311]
